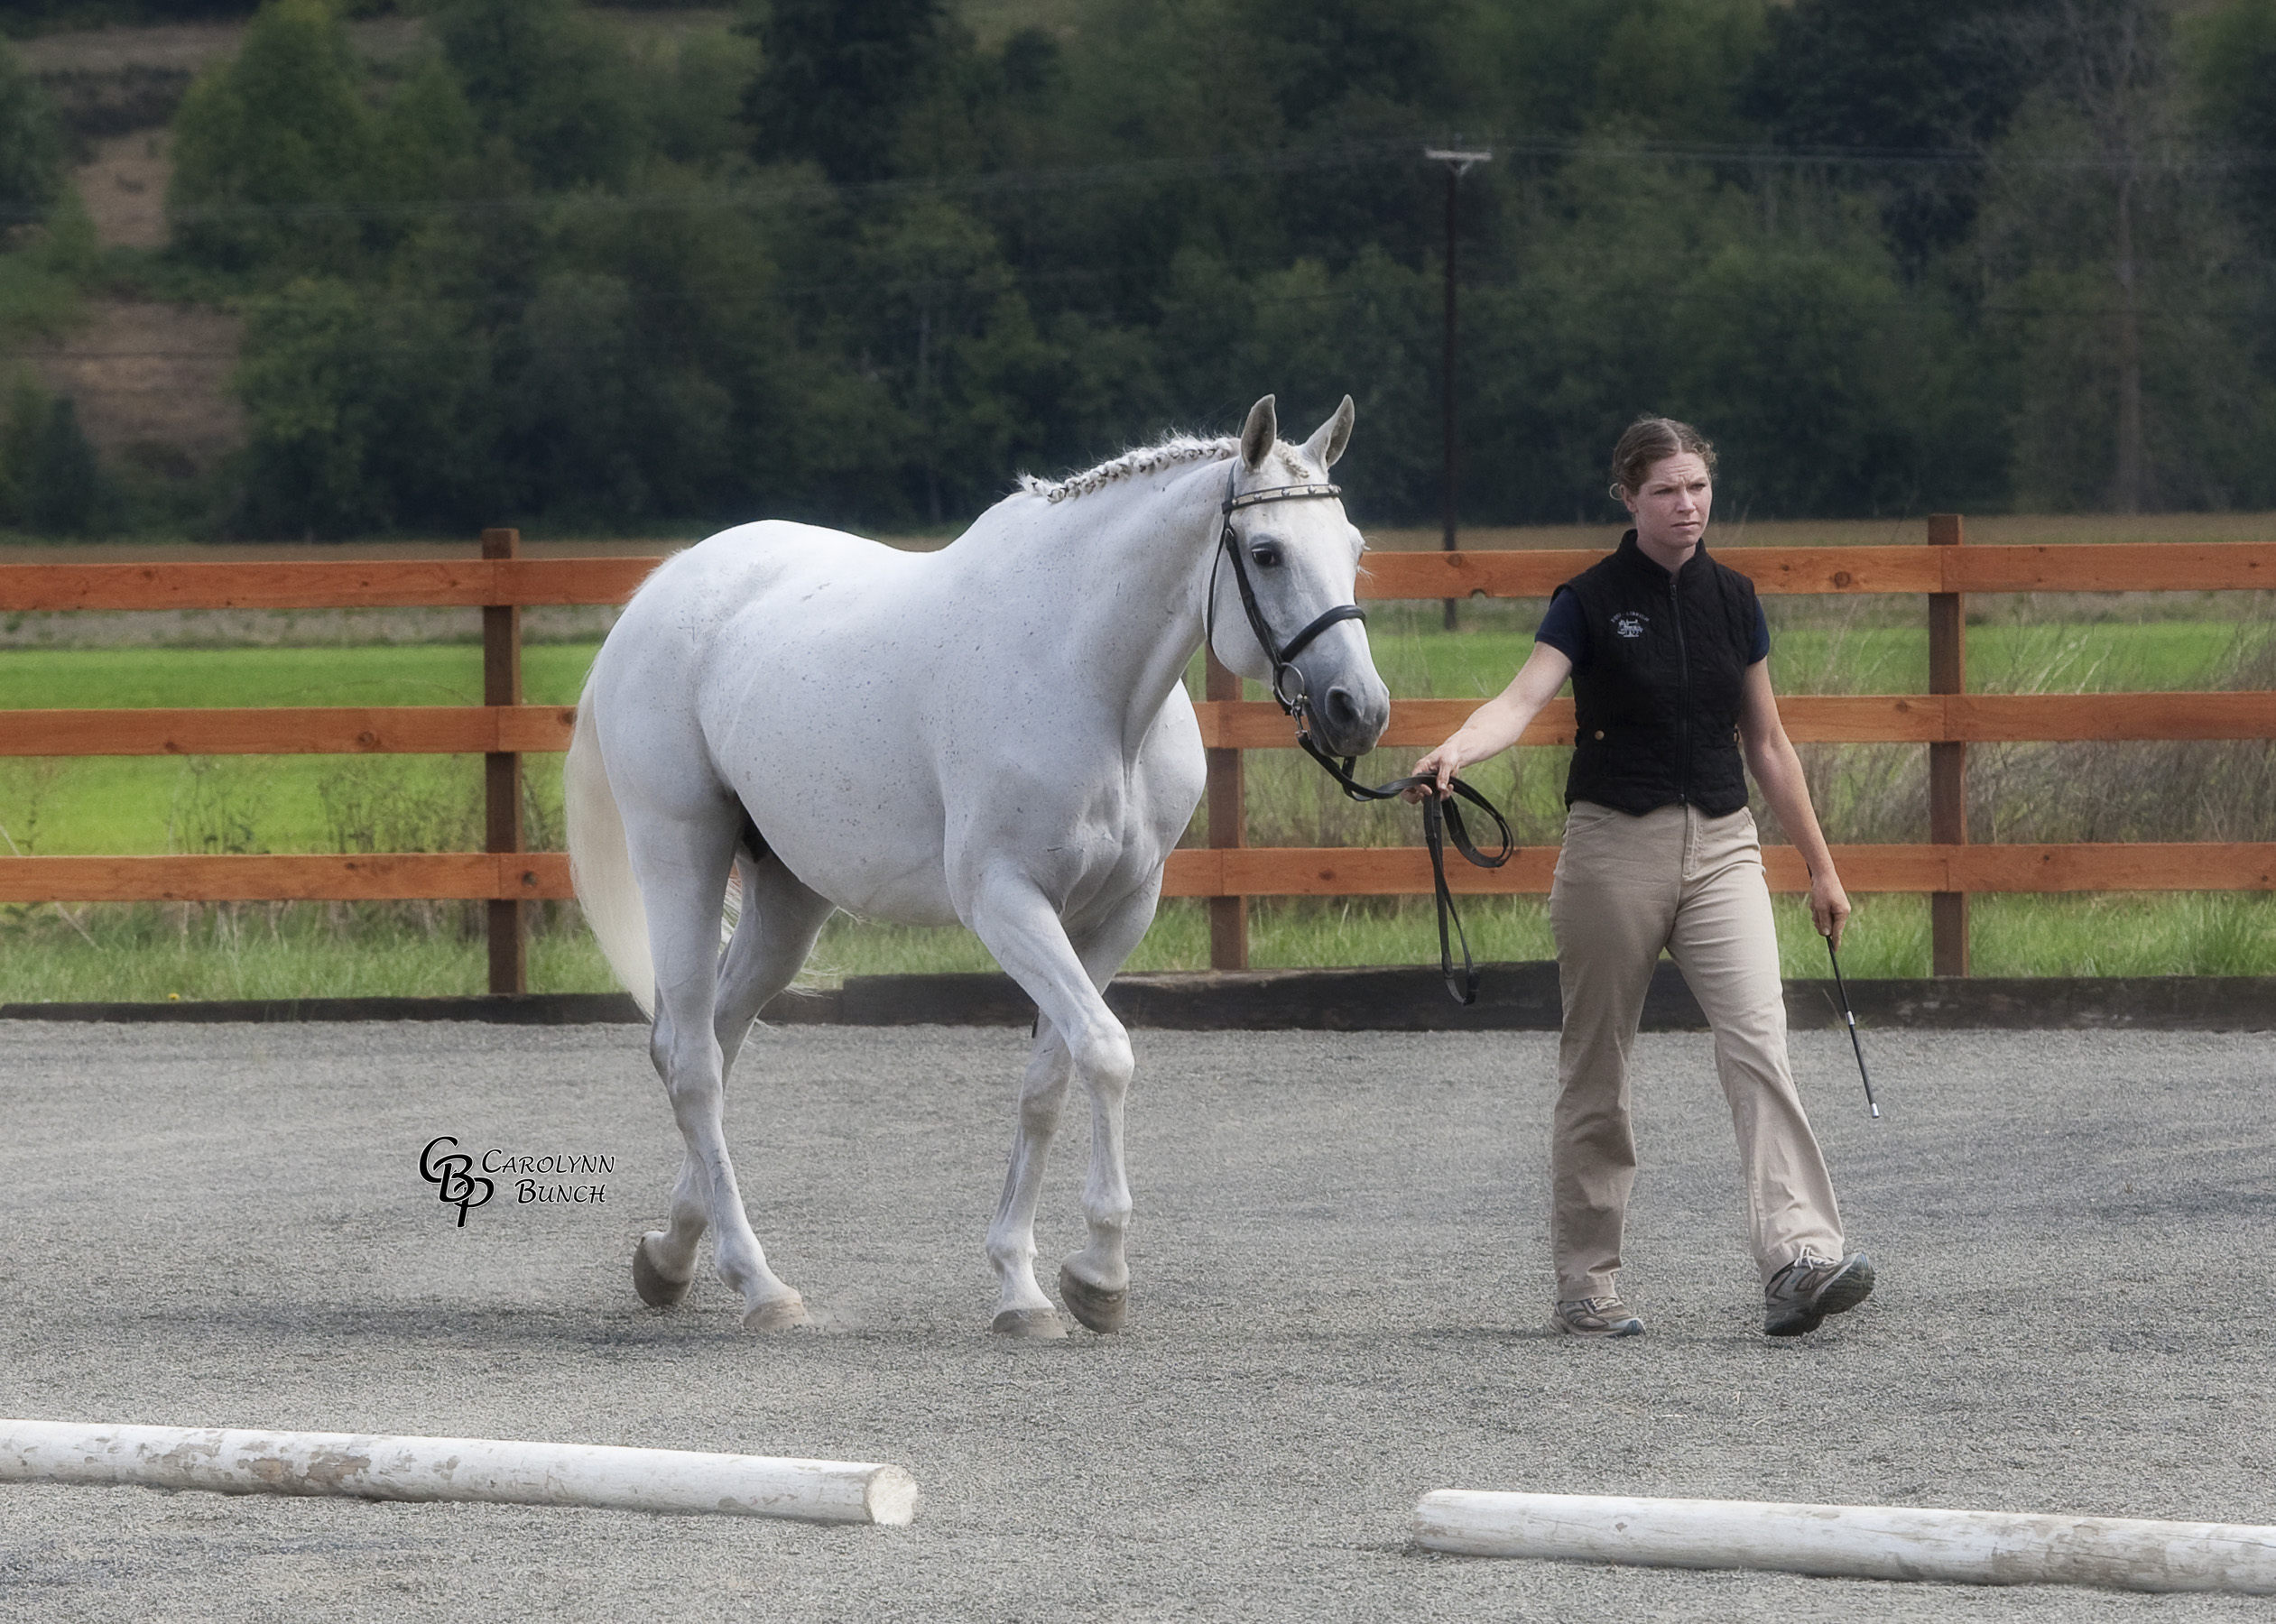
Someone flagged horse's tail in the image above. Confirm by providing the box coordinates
[565,684,656,1019]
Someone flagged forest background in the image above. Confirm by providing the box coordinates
[4,0,2276,540]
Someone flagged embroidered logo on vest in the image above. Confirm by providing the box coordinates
[1611,611,1647,639]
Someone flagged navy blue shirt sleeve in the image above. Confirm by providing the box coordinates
[1750,598,1770,664]
[1534,586,1589,670]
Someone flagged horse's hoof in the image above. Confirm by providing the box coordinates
[991,1306,1069,1339]
[632,1234,691,1308]
[742,1293,814,1333]
[1056,1265,1127,1333]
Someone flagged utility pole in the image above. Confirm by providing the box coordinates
[1425,145,1490,631]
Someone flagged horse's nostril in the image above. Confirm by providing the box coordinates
[1326,686,1360,728]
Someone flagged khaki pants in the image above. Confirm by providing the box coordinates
[1547,800,1845,1301]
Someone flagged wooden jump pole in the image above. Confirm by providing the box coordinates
[0,1419,917,1525]
[1412,1490,2276,1594]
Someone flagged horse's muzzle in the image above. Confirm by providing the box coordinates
[1311,676,1390,759]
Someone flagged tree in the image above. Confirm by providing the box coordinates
[23,395,109,535]
[2190,0,2276,248]
[232,278,496,536]
[1975,0,2274,512]
[428,0,645,190]
[1587,0,1769,145]
[0,40,62,230]
[1740,0,2028,266]
[167,0,379,273]
[2010,0,2179,512]
[742,0,954,185]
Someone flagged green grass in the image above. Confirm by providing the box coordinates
[5,890,2265,1001]
[0,642,601,708]
[0,902,613,1002]
[1357,600,2265,699]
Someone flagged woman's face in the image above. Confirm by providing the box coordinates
[1623,452,1712,554]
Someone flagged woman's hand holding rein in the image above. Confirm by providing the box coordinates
[1406,642,1576,800]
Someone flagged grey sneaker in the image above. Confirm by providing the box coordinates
[1763,1252,1876,1336]
[1552,1296,1645,1337]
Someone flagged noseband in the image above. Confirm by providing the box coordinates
[1205,461,1513,1004]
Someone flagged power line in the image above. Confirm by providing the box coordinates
[23,127,2276,230]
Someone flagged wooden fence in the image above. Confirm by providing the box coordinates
[1,518,2271,993]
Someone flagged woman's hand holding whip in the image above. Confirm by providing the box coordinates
[1737,661,1853,950]
[1808,868,1854,951]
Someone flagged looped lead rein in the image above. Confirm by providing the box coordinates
[1208,462,1513,1004]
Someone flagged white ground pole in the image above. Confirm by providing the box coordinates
[0,1420,917,1526]
[1412,1490,2276,1594]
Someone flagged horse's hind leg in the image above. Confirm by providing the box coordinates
[716,852,835,1081]
[627,811,811,1332]
[635,851,833,1313]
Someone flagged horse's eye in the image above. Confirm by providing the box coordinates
[1250,543,1281,568]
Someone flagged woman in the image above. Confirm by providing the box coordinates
[1411,416,1874,1339]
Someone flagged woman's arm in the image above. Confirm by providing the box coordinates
[1737,660,1852,947]
[1406,641,1574,799]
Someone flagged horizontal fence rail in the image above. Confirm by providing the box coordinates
[0,706,579,756]
[1358,543,2276,597]
[1161,844,2276,898]
[1191,694,2276,749]
[0,524,2270,989]
[0,558,659,613]
[5,692,2271,760]
[0,854,572,903]
[4,542,2273,615]
[1,844,2267,906]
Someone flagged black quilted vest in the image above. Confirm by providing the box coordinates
[1558,531,1759,817]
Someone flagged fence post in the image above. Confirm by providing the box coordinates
[1927,513,1968,976]
[483,527,526,996]
[1205,651,1248,970]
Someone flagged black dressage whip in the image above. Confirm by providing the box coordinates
[1210,467,1513,1005]
[1824,934,1881,1119]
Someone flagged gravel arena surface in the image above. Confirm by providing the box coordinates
[0,1021,2270,1621]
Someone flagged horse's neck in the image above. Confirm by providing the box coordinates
[1010,459,1226,744]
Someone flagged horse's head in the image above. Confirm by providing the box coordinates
[1207,394,1392,760]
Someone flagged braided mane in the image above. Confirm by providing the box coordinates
[1018,432,1306,504]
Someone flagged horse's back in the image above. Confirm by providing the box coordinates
[587,502,1203,927]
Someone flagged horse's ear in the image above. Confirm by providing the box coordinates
[1240,395,1277,471]
[1303,395,1355,470]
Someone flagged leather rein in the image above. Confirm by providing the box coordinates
[1207,464,1513,1005]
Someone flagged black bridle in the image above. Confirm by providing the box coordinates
[1207,464,1513,1005]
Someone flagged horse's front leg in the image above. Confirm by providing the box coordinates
[968,874,1158,1334]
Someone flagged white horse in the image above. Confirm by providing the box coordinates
[565,395,1389,1336]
